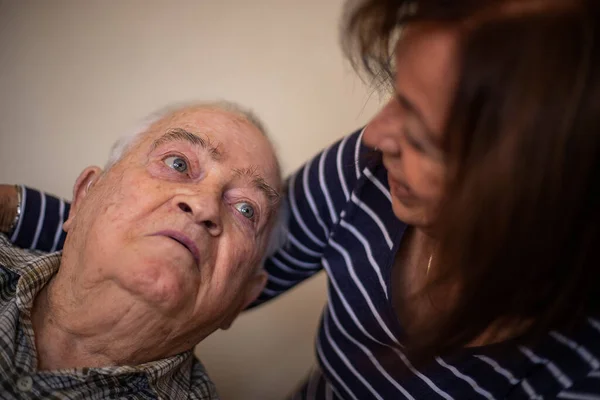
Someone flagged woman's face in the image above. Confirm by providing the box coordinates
[363,24,459,229]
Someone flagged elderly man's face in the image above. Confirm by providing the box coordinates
[62,107,280,334]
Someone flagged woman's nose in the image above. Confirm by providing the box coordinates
[363,101,402,156]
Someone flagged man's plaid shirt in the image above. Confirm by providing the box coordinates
[0,234,218,399]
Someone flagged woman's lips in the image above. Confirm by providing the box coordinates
[388,177,412,200]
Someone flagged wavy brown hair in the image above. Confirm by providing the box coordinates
[345,0,600,360]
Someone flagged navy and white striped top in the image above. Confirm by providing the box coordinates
[11,129,600,399]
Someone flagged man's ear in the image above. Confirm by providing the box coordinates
[62,166,103,232]
[219,268,267,330]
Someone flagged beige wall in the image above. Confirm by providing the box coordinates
[0,1,382,398]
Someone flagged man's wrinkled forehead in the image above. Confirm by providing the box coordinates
[153,107,253,138]
[150,128,223,160]
[136,107,281,201]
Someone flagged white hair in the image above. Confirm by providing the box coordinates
[104,100,288,260]
[105,100,270,170]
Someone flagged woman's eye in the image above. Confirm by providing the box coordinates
[164,156,188,173]
[234,202,255,219]
[404,128,425,153]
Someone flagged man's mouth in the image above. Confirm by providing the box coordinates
[152,230,200,266]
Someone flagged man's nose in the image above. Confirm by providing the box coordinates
[175,191,223,236]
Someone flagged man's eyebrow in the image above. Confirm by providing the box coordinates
[232,167,281,207]
[395,92,439,143]
[150,128,222,160]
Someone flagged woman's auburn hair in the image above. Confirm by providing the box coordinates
[344,0,600,361]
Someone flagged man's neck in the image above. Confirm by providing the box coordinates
[30,274,207,371]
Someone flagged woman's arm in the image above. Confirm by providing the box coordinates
[253,128,368,305]
[0,185,70,252]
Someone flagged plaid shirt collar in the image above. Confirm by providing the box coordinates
[0,234,198,399]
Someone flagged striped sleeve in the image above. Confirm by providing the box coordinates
[254,128,370,305]
[556,372,600,399]
[10,186,70,252]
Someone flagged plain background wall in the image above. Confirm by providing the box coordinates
[0,1,383,398]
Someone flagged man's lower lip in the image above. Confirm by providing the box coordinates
[175,243,200,266]
[172,240,200,265]
[153,234,200,266]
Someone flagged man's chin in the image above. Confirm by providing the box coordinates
[113,263,194,312]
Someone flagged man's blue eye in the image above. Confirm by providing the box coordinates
[234,202,255,219]
[164,156,188,173]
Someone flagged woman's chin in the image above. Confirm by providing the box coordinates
[391,196,431,228]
